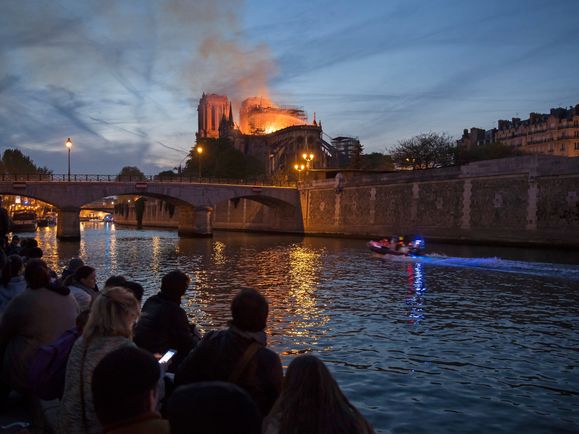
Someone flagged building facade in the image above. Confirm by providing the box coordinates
[458,104,579,157]
[196,93,342,177]
[197,93,231,139]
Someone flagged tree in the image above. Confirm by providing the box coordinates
[358,152,395,171]
[116,166,145,180]
[156,170,177,179]
[1,149,52,174]
[455,142,525,165]
[392,132,455,169]
[182,138,265,180]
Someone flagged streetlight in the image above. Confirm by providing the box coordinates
[294,163,305,183]
[65,137,73,181]
[196,145,204,178]
[302,152,314,169]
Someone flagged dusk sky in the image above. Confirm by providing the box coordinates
[1,0,578,175]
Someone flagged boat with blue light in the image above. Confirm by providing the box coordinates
[368,235,425,256]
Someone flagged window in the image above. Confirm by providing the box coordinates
[575,143,579,150]
[560,144,566,151]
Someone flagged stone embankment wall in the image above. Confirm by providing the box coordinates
[302,155,579,247]
[115,155,579,247]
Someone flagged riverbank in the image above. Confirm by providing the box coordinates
[112,155,579,248]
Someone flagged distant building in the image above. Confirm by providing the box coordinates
[196,93,343,177]
[197,93,231,139]
[331,136,363,167]
[457,127,496,150]
[458,104,579,157]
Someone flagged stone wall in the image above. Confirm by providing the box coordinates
[301,155,579,247]
[115,155,579,247]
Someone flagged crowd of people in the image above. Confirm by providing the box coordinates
[0,234,376,434]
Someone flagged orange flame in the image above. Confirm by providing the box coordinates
[239,96,307,135]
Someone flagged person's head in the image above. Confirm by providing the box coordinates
[83,286,140,343]
[160,270,190,300]
[271,355,375,434]
[27,247,43,259]
[168,382,261,434]
[24,259,51,289]
[67,258,84,273]
[24,238,38,248]
[92,346,161,427]
[20,238,33,249]
[1,254,23,285]
[104,275,127,288]
[10,235,20,245]
[75,265,96,289]
[230,288,269,332]
[122,281,144,304]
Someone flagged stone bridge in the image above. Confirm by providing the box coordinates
[0,178,302,240]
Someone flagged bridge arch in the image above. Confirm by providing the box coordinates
[0,180,302,240]
[211,194,304,234]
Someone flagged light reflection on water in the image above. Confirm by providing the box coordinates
[29,224,579,434]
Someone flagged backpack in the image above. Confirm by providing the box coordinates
[28,327,81,400]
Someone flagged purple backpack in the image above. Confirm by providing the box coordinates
[28,328,80,400]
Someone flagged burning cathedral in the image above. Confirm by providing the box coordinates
[196,93,344,176]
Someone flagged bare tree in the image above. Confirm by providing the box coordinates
[392,132,455,169]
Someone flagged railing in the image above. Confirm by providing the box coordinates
[0,173,297,187]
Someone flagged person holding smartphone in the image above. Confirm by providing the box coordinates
[134,270,201,372]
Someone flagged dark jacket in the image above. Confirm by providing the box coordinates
[134,293,198,367]
[174,327,283,418]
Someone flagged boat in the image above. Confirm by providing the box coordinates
[368,235,425,256]
[11,211,38,232]
[37,212,57,227]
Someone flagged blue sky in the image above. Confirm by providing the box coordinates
[1,0,578,174]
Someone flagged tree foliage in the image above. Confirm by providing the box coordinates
[156,170,177,178]
[358,152,395,171]
[0,149,52,174]
[183,138,265,180]
[392,132,455,169]
[455,142,525,165]
[116,166,145,180]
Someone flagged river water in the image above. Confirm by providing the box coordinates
[30,223,579,434]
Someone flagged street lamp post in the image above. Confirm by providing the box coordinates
[196,145,204,178]
[294,163,305,184]
[302,152,314,170]
[65,137,73,181]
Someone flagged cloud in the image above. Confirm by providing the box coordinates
[0,0,278,173]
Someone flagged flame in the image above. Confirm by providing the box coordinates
[239,96,308,135]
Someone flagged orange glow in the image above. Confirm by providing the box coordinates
[239,96,308,135]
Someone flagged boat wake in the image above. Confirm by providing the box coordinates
[380,253,579,281]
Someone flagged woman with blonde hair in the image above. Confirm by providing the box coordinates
[263,355,375,434]
[59,286,140,434]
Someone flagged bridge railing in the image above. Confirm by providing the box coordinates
[0,173,297,187]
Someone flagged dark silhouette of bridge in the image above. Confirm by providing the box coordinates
[0,175,301,240]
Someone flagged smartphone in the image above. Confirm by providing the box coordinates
[158,349,177,364]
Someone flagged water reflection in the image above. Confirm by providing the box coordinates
[25,225,579,434]
[282,245,329,345]
[405,262,427,326]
